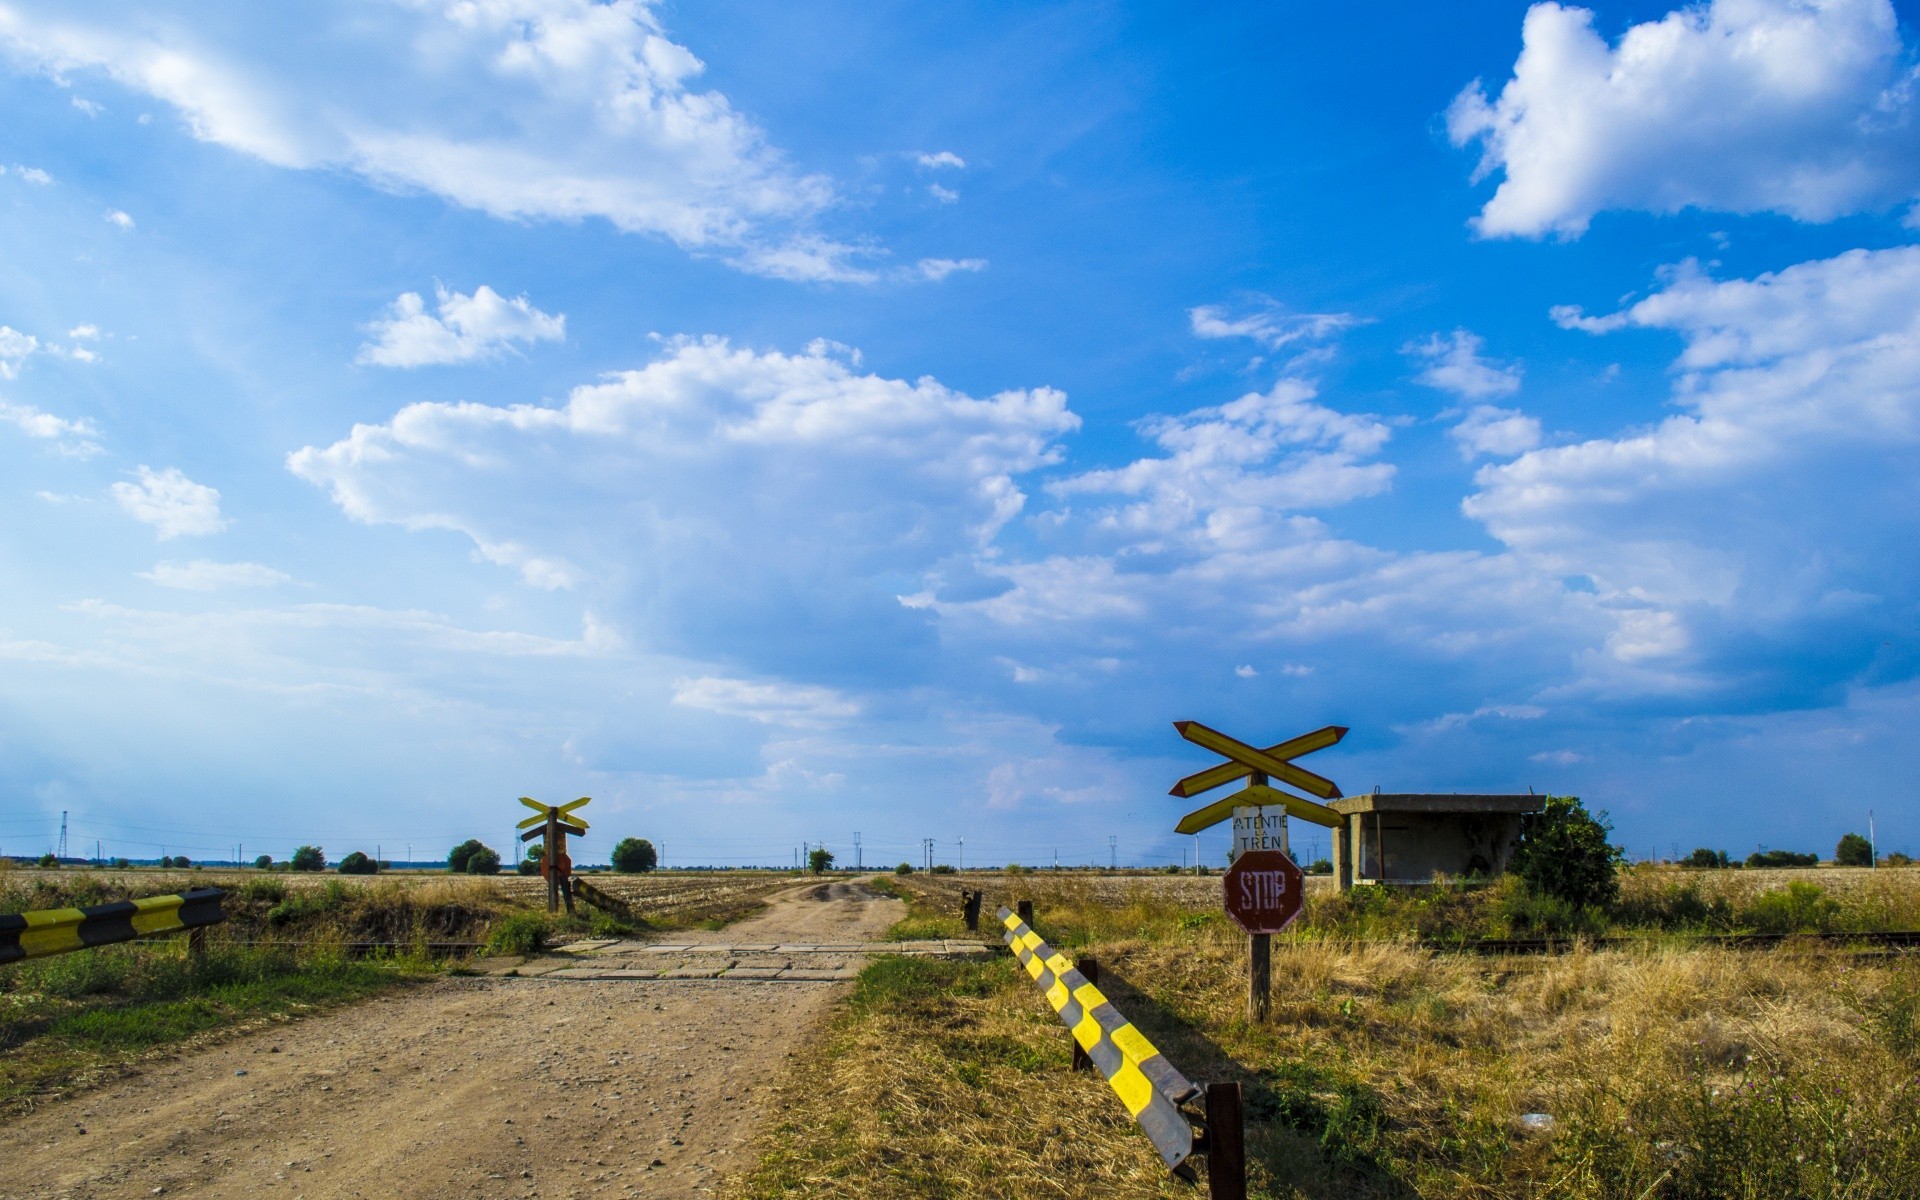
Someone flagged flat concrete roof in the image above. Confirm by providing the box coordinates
[1329,793,1543,815]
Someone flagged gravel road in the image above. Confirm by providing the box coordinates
[0,881,905,1200]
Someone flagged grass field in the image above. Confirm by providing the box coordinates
[727,868,1920,1200]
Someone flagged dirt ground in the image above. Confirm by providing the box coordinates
[0,881,905,1200]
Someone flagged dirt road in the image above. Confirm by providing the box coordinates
[0,882,905,1200]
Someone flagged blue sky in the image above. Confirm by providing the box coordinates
[1,0,1916,868]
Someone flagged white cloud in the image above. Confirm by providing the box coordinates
[0,398,99,455]
[928,183,959,204]
[672,676,859,727]
[357,285,565,368]
[139,560,291,590]
[916,257,986,282]
[67,324,98,339]
[915,151,966,170]
[0,325,37,378]
[11,164,51,184]
[289,337,1078,632]
[1450,0,1920,237]
[1407,329,1521,399]
[1050,378,1396,546]
[0,0,862,278]
[1188,301,1364,351]
[70,94,101,115]
[1469,244,1920,676]
[111,466,228,539]
[1448,404,1543,460]
[1234,664,1257,678]
[104,208,133,229]
[1530,749,1588,765]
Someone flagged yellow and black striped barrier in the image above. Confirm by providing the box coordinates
[999,906,1199,1172]
[0,888,226,965]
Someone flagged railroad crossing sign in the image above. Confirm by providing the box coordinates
[1169,722,1347,834]
[517,796,590,913]
[1224,849,1304,935]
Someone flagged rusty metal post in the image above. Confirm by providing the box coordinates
[187,925,207,961]
[1205,1082,1246,1200]
[1071,957,1098,1072]
[1247,933,1270,1022]
[962,889,981,933]
[1017,899,1034,928]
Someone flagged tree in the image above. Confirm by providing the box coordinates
[465,846,501,875]
[337,850,378,875]
[290,845,326,872]
[37,852,57,868]
[1510,795,1624,908]
[611,837,657,873]
[1748,849,1819,868]
[175,855,191,869]
[1684,848,1730,869]
[253,854,273,869]
[808,847,835,874]
[112,857,131,869]
[1836,832,1874,867]
[448,839,489,873]
[519,844,544,876]
[895,862,914,875]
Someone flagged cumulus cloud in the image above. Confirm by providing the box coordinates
[139,560,291,590]
[0,0,860,278]
[0,325,37,378]
[915,151,966,170]
[357,285,565,368]
[1450,0,1920,237]
[104,208,133,229]
[0,398,99,455]
[928,183,959,204]
[290,338,1078,667]
[111,466,228,539]
[1408,331,1540,459]
[1469,244,1920,688]
[10,164,52,184]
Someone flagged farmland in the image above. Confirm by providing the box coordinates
[729,866,1920,1199]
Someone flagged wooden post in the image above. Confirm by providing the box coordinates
[187,925,207,961]
[1016,899,1034,928]
[1247,933,1270,1022]
[1071,957,1098,1072]
[545,813,559,913]
[1205,1082,1246,1200]
[962,889,981,932]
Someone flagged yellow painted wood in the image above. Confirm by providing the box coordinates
[1168,723,1345,797]
[1172,720,1342,799]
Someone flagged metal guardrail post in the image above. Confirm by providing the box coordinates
[1205,1082,1246,1199]
[1071,956,1098,1072]
[1016,899,1034,927]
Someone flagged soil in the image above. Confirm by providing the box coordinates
[0,881,905,1200]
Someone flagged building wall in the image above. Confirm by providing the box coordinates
[1344,811,1526,886]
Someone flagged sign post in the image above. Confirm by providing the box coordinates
[517,796,590,913]
[1223,849,1304,1021]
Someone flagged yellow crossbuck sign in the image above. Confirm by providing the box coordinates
[1170,721,1348,833]
[517,795,589,836]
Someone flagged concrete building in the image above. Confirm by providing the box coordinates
[1329,793,1543,890]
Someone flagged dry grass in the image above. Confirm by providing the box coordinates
[727,872,1920,1200]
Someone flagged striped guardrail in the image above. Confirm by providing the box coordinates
[0,887,226,964]
[999,906,1199,1172]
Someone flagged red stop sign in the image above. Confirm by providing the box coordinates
[1224,849,1304,934]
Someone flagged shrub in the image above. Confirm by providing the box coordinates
[1308,858,1334,875]
[1746,849,1819,868]
[1888,852,1915,867]
[1742,880,1842,933]
[485,910,549,957]
[465,847,501,875]
[176,856,191,868]
[336,851,378,875]
[252,854,273,869]
[37,853,57,868]
[930,864,955,875]
[447,839,488,873]
[1836,832,1874,867]
[1511,795,1623,908]
[290,845,326,872]
[895,863,914,875]
[111,857,130,869]
[1684,847,1730,868]
[1006,863,1027,875]
[239,877,288,904]
[611,837,657,873]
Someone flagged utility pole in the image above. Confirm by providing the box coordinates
[58,811,68,860]
[854,832,861,871]
[922,837,934,872]
[1109,835,1117,870]
[958,836,964,872]
[1870,810,1877,866]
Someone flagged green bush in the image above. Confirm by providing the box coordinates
[930,864,955,875]
[1888,852,1914,867]
[37,853,57,868]
[290,845,326,872]
[1741,881,1842,934]
[611,837,657,873]
[1836,832,1874,867]
[252,854,273,869]
[447,839,488,873]
[1684,847,1731,868]
[238,877,288,904]
[1747,848,1819,868]
[1510,795,1623,908]
[485,910,550,957]
[1308,858,1334,875]
[895,862,914,875]
[336,851,378,875]
[464,846,501,875]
